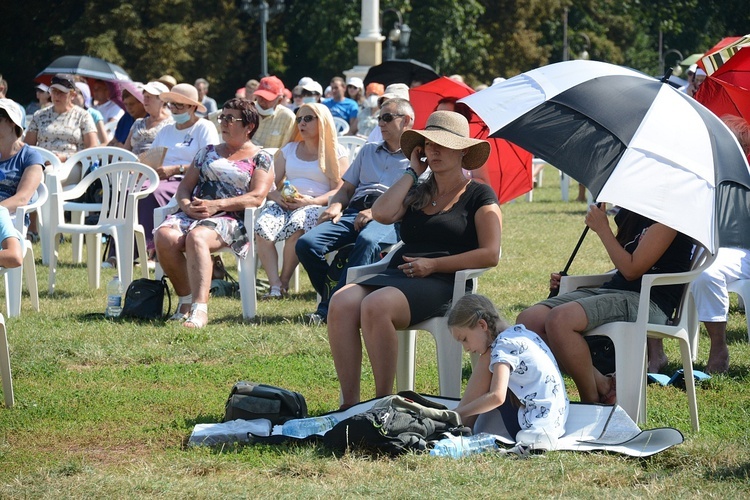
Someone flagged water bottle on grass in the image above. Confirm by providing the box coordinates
[429,433,498,458]
[105,275,123,318]
[281,415,338,438]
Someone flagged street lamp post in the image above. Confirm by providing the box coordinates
[660,48,684,77]
[562,8,591,61]
[241,0,285,77]
[381,8,411,60]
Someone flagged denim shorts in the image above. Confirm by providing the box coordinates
[538,288,669,332]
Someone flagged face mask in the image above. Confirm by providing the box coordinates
[366,95,380,108]
[256,104,275,117]
[302,97,317,104]
[172,112,191,124]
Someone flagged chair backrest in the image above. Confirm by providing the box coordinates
[333,117,350,136]
[670,244,714,325]
[27,145,62,171]
[55,146,139,187]
[337,136,366,163]
[54,162,159,226]
[104,120,118,140]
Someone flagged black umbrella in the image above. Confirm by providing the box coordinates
[364,59,439,88]
[35,55,131,84]
[462,60,750,255]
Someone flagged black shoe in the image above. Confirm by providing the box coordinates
[304,312,326,326]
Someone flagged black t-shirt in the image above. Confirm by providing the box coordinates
[601,209,693,316]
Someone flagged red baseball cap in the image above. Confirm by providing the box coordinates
[253,76,284,101]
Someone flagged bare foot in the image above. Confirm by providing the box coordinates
[599,374,617,405]
[647,353,668,373]
[705,346,729,374]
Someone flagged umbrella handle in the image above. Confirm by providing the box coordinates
[660,67,674,84]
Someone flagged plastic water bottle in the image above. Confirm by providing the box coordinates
[280,180,299,202]
[281,415,338,438]
[429,433,498,458]
[105,275,123,318]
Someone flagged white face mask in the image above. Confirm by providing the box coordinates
[256,104,275,117]
[366,95,380,108]
[172,111,191,124]
[302,96,317,104]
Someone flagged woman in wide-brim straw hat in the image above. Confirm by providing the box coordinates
[327,110,503,409]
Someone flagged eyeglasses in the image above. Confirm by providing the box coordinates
[293,94,303,99]
[378,113,405,123]
[295,115,316,124]
[168,102,188,111]
[218,114,243,124]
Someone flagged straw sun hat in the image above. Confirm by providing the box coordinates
[159,83,207,113]
[400,110,490,170]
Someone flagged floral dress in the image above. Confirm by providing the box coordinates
[156,145,272,258]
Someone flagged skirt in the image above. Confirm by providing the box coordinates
[254,201,323,242]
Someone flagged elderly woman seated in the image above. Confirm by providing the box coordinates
[153,98,274,328]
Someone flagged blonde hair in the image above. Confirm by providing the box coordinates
[291,103,342,182]
[446,294,509,338]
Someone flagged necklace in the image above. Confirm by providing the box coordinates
[431,178,469,207]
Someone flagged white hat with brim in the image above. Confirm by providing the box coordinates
[160,83,207,113]
[0,98,25,131]
[142,81,170,97]
[301,81,323,95]
[400,110,490,170]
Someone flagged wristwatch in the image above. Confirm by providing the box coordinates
[179,165,185,174]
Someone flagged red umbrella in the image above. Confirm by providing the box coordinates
[695,47,750,121]
[409,77,533,204]
[700,35,750,75]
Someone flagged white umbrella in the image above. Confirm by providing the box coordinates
[461,60,750,253]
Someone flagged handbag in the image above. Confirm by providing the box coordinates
[584,335,616,376]
[120,276,172,320]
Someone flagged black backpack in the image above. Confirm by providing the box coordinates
[223,382,308,425]
[322,392,470,456]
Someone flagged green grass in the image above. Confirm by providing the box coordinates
[1,167,750,498]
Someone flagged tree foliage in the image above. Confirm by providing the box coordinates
[2,0,750,106]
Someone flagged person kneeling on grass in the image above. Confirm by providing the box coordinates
[448,294,569,449]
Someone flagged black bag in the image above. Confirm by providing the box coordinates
[223,381,308,425]
[323,391,470,456]
[585,335,616,375]
[323,244,353,299]
[120,277,172,320]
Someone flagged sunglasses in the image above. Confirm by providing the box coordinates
[50,75,75,90]
[168,102,189,111]
[295,115,316,124]
[378,113,405,123]
[218,114,243,124]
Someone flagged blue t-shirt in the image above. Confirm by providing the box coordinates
[114,112,135,143]
[0,144,43,202]
[0,206,22,244]
[322,97,359,121]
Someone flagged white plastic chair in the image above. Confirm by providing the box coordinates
[0,183,48,317]
[154,199,261,320]
[337,136,366,164]
[47,162,158,294]
[558,246,715,431]
[27,146,61,266]
[333,117,350,136]
[46,147,139,264]
[345,242,497,398]
[104,120,118,141]
[0,314,12,408]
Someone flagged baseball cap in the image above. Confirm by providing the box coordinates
[253,76,285,101]
[301,80,323,95]
[50,74,76,93]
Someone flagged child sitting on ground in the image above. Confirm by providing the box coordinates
[447,294,569,448]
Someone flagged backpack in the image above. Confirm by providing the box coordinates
[119,277,172,321]
[223,382,308,425]
[322,391,470,456]
[83,161,103,225]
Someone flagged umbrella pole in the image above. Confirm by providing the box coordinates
[548,203,603,298]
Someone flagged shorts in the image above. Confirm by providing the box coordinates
[538,288,669,331]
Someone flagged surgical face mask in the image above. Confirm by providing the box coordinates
[302,96,317,104]
[256,104,275,117]
[172,111,191,124]
[366,95,380,108]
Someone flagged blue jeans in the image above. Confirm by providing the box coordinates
[295,209,399,318]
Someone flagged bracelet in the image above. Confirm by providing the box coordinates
[403,167,419,185]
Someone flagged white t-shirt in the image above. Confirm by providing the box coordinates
[95,100,124,123]
[279,142,347,197]
[151,119,221,167]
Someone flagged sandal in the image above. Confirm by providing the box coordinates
[261,286,284,300]
[169,294,193,321]
[184,303,208,329]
